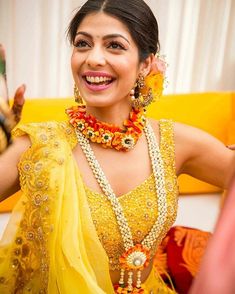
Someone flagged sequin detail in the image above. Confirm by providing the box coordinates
[0,122,74,293]
[86,119,178,270]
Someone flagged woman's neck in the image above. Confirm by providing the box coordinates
[86,101,132,127]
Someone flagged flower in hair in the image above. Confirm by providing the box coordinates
[144,54,167,101]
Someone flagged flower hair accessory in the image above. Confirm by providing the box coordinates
[140,54,167,103]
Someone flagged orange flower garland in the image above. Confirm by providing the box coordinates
[119,244,150,271]
[66,105,146,151]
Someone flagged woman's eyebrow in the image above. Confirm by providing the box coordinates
[75,31,91,38]
[76,31,130,44]
[103,34,130,44]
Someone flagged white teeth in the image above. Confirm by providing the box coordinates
[86,76,112,83]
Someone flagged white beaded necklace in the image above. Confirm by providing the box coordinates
[76,120,167,291]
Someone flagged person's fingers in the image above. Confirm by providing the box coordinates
[227,144,235,150]
[0,96,11,117]
[11,84,26,123]
[0,96,14,133]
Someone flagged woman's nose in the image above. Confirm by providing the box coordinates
[86,46,106,67]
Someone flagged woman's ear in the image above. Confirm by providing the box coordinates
[139,53,155,76]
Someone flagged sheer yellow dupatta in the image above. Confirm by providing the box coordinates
[0,122,114,293]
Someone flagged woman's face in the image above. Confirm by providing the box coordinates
[71,12,149,108]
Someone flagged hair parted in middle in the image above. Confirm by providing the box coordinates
[67,0,160,62]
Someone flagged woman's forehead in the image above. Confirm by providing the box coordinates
[76,12,131,38]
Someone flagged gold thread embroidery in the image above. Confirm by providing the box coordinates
[86,119,178,270]
[0,122,69,293]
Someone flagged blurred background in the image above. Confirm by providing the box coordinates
[0,0,235,98]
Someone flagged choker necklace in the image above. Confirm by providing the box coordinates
[76,120,167,293]
[66,105,146,152]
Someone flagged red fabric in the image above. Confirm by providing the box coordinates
[154,226,211,294]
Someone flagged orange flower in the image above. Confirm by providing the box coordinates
[114,284,148,294]
[66,106,146,151]
[119,244,150,271]
[140,55,167,101]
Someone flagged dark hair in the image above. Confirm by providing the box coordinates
[67,0,160,62]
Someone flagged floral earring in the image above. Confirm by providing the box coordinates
[131,73,154,109]
[74,84,83,104]
[131,54,167,109]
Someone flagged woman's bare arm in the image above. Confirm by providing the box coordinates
[0,135,30,201]
[175,122,234,188]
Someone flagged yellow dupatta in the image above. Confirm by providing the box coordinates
[0,121,114,293]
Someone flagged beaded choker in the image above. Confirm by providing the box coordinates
[76,121,167,293]
[66,105,146,151]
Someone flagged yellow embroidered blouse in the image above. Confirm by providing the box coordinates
[0,119,178,294]
[85,119,178,271]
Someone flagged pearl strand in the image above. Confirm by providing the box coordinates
[76,130,134,250]
[141,123,167,249]
[76,120,167,289]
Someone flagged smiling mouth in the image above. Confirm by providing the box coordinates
[83,75,114,86]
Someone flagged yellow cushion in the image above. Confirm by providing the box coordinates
[16,97,75,124]
[147,92,234,194]
[227,94,235,145]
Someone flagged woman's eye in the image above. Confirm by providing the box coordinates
[74,40,90,48]
[108,42,126,50]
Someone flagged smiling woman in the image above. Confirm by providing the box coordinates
[0,0,234,293]
[70,12,151,111]
[72,16,134,105]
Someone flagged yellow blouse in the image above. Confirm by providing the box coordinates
[85,119,178,271]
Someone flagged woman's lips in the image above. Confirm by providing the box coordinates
[82,72,115,92]
[83,77,114,91]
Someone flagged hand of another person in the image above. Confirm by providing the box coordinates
[0,44,26,154]
[227,144,235,150]
[189,169,235,294]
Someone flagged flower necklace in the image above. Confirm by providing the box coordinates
[76,120,167,293]
[66,105,146,151]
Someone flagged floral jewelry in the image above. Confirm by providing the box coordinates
[66,105,146,152]
[145,54,167,100]
[76,121,167,292]
[131,74,154,109]
[132,54,167,109]
[74,84,83,104]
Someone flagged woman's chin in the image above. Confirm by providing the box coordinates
[85,100,117,108]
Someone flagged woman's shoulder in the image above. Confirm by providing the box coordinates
[148,118,209,140]
[148,117,175,138]
[13,121,64,137]
[10,121,77,171]
[13,121,77,148]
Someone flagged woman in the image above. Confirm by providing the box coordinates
[0,0,234,293]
